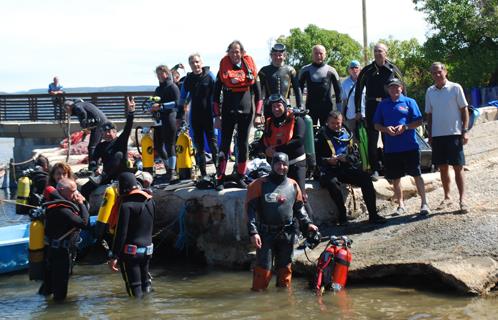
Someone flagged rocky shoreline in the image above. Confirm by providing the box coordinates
[36,107,498,296]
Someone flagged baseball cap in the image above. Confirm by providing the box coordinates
[386,78,404,87]
[349,60,361,68]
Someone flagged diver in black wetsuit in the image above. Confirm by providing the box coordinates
[153,65,181,181]
[179,53,218,177]
[213,40,262,189]
[354,43,403,177]
[258,43,303,117]
[80,98,135,199]
[39,178,89,302]
[298,44,342,126]
[108,172,155,298]
[63,100,109,170]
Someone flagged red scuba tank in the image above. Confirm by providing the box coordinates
[314,245,336,294]
[331,246,352,291]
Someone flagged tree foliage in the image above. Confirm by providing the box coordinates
[371,37,432,105]
[413,0,498,87]
[276,24,362,76]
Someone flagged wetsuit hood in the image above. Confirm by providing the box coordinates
[118,172,139,195]
[269,152,289,183]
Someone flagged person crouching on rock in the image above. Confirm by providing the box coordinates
[316,111,387,225]
[254,93,314,217]
[39,178,89,302]
[63,99,109,171]
[246,152,318,291]
[108,172,155,298]
[80,97,135,200]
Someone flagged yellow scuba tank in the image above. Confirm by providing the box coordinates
[136,126,154,174]
[175,124,195,180]
[95,184,118,240]
[28,214,45,280]
[16,176,31,215]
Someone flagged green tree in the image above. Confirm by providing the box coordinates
[371,37,432,105]
[277,24,362,76]
[413,0,498,87]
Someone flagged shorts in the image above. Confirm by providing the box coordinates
[431,135,465,166]
[384,149,421,180]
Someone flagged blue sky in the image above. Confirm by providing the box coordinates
[0,0,429,93]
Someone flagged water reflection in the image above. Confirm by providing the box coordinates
[0,264,496,319]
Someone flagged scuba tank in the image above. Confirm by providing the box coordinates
[289,108,315,174]
[331,237,352,291]
[28,206,45,281]
[16,175,31,215]
[303,113,316,172]
[313,235,353,294]
[176,122,196,180]
[95,183,118,241]
[135,126,154,174]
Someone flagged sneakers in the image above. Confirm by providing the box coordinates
[459,202,469,214]
[419,204,431,216]
[392,206,406,216]
[369,214,387,224]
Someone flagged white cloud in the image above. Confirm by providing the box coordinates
[0,0,429,92]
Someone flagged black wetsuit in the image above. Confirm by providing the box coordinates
[40,201,89,301]
[214,68,261,177]
[154,77,180,165]
[316,126,377,223]
[28,168,48,207]
[354,60,403,172]
[112,192,155,298]
[258,64,302,116]
[180,67,218,176]
[299,63,342,126]
[71,101,108,166]
[80,112,134,199]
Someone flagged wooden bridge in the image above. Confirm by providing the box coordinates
[0,91,156,138]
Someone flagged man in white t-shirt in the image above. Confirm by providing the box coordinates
[425,62,469,214]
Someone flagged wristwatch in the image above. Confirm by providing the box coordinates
[462,128,469,133]
[403,124,409,131]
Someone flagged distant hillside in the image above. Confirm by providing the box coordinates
[17,86,156,94]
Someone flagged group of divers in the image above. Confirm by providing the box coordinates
[16,39,452,301]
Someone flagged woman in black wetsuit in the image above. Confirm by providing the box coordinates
[153,65,181,181]
[213,40,262,189]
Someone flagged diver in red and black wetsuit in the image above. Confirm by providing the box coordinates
[213,40,262,189]
[247,152,318,291]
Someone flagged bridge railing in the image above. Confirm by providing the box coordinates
[0,91,156,122]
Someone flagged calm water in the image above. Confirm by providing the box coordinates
[0,263,497,320]
[1,138,497,319]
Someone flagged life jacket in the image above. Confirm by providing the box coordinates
[219,54,257,92]
[322,127,354,157]
[107,189,152,234]
[263,111,295,147]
